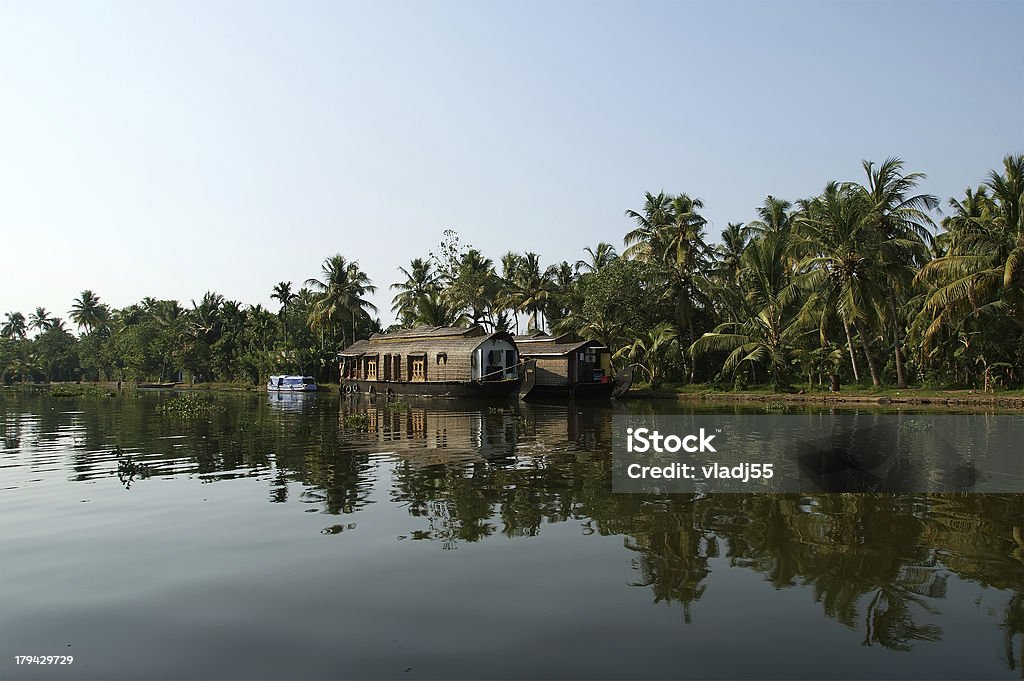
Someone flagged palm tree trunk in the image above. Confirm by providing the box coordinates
[889,294,908,389]
[854,320,882,387]
[843,318,860,382]
[687,318,696,383]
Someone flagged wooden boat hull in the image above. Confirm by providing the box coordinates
[341,379,520,398]
[522,381,617,401]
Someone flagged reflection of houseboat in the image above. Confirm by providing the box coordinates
[515,331,624,399]
[340,400,521,463]
[268,375,318,392]
[268,391,318,411]
[338,326,520,397]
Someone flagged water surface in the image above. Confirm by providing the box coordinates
[1,391,1021,680]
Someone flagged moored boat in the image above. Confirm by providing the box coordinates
[338,325,521,398]
[514,331,629,400]
[267,375,318,392]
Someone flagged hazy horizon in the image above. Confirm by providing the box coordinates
[2,0,1021,330]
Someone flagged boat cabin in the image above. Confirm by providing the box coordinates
[339,325,520,397]
[514,331,614,397]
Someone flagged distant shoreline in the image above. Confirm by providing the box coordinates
[8,380,1024,410]
[624,387,1024,409]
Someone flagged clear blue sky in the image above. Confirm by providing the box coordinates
[2,0,1021,328]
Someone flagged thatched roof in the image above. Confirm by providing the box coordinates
[339,325,510,358]
[513,331,578,345]
[518,339,608,358]
[371,325,484,340]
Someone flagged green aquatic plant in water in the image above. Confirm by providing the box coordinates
[342,413,371,430]
[113,445,151,490]
[50,384,116,398]
[158,393,225,418]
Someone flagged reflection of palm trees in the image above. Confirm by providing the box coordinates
[1000,591,1023,673]
[861,581,942,651]
[16,391,1021,669]
[624,502,710,623]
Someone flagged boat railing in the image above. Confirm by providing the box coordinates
[477,360,532,382]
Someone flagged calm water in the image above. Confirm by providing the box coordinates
[1,390,1021,680]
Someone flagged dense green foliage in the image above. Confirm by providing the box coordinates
[2,154,1021,390]
[0,258,381,384]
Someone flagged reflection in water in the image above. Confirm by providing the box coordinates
[1,390,1022,675]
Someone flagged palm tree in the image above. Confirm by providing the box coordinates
[306,254,378,346]
[247,304,276,351]
[625,191,711,381]
[623,191,674,260]
[575,242,618,274]
[614,322,678,388]
[713,222,750,284]
[690,230,804,390]
[544,260,576,329]
[859,157,938,388]
[271,281,295,345]
[390,258,438,325]
[2,312,27,339]
[916,155,1024,353]
[414,291,465,327]
[271,281,295,314]
[792,182,890,386]
[447,249,498,329]
[509,252,553,332]
[498,251,525,332]
[747,196,794,238]
[29,307,53,333]
[69,289,108,334]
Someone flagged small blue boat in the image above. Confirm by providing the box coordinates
[267,375,318,392]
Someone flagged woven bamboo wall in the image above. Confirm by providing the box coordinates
[534,357,570,386]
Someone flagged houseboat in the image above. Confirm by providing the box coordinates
[267,375,318,392]
[514,331,627,399]
[339,325,521,398]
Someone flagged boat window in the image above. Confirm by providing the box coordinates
[410,356,425,382]
[436,352,447,365]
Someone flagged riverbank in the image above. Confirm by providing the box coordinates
[7,381,1024,409]
[624,384,1024,409]
[1,381,345,394]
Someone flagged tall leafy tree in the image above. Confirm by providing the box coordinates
[29,307,53,333]
[2,312,27,339]
[691,230,803,390]
[306,255,378,346]
[859,157,937,388]
[390,258,439,326]
[271,281,295,345]
[575,242,618,274]
[793,183,889,386]
[69,289,109,334]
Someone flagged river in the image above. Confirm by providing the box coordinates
[1,390,1021,680]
